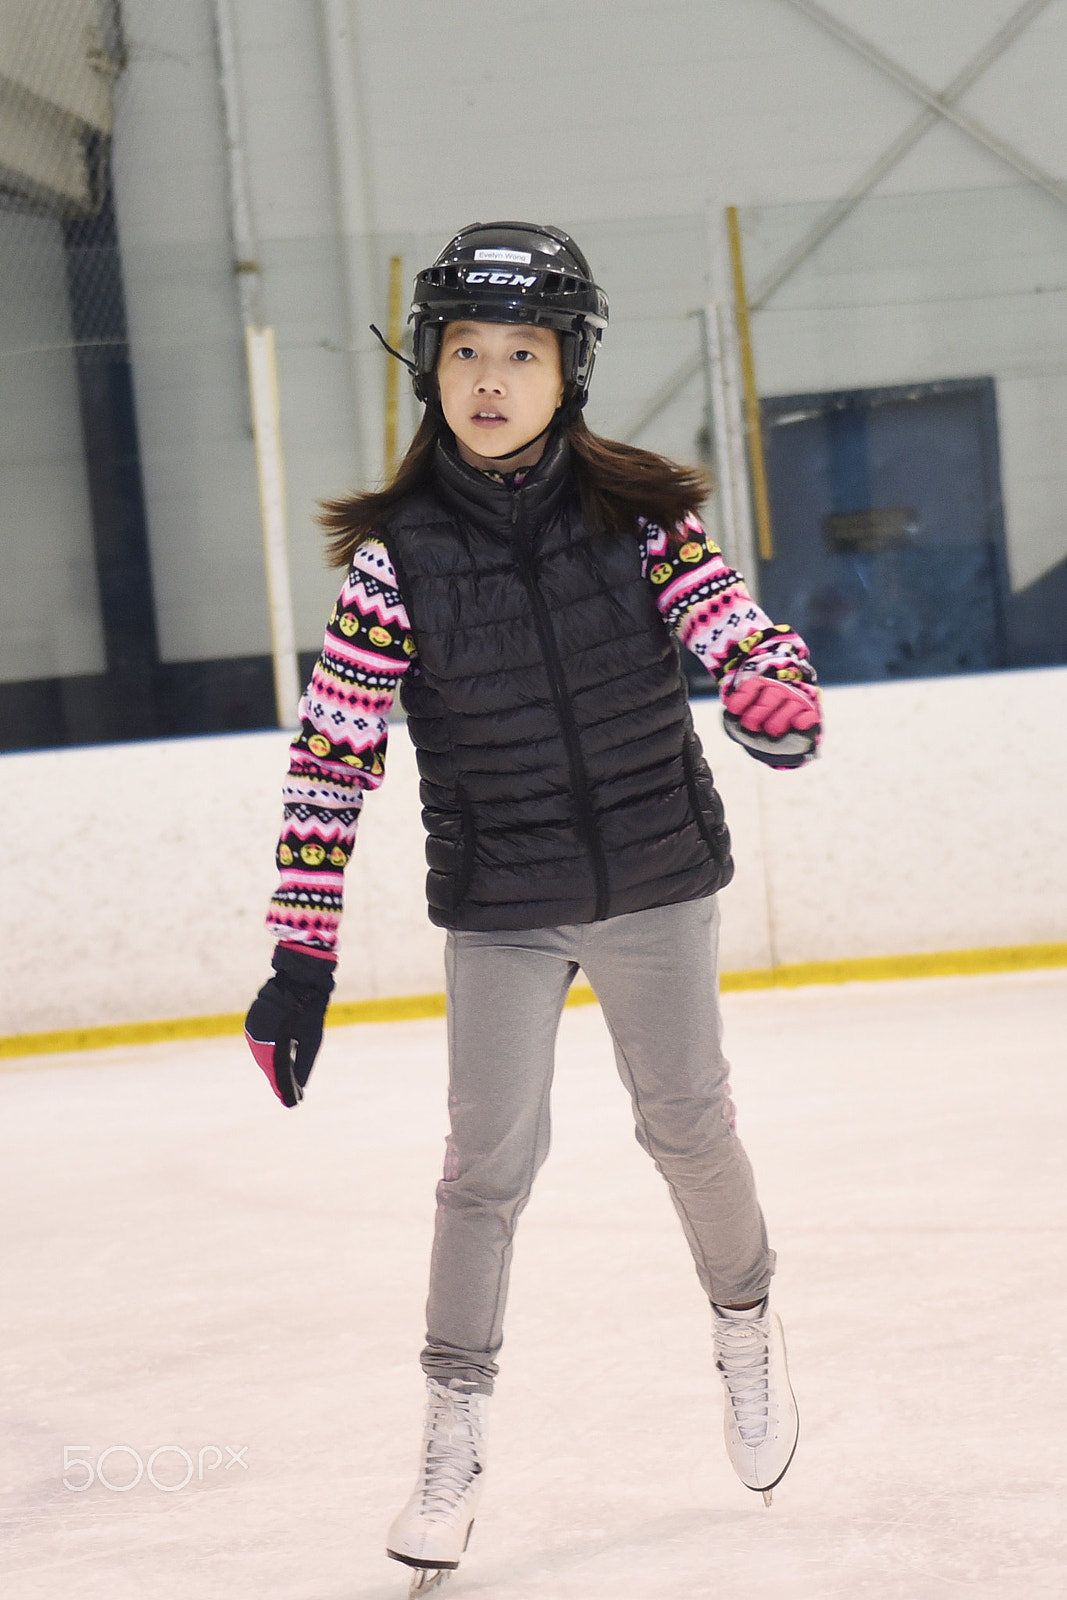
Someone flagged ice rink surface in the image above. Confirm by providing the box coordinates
[1,968,1065,1600]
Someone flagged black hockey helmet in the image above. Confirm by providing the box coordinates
[409,221,609,406]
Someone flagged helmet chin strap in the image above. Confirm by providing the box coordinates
[488,418,555,463]
[485,392,585,463]
[369,323,417,375]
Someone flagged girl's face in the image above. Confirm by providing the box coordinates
[437,320,564,470]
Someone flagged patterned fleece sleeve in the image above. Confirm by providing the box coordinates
[266,537,415,956]
[643,514,818,699]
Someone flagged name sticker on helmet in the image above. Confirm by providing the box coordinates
[463,270,538,287]
[473,249,533,264]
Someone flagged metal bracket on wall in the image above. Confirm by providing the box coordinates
[621,0,1058,443]
[767,0,1063,307]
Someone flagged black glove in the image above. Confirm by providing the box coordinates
[244,946,336,1107]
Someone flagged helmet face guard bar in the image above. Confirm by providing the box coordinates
[408,221,609,406]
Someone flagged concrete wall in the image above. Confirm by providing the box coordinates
[6,2,1065,681]
[2,666,1064,1037]
[107,0,363,663]
[82,0,1067,670]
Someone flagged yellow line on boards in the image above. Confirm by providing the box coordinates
[1,941,1065,1065]
[718,941,1067,991]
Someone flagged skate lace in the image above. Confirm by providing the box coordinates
[418,1384,484,1519]
[714,1317,771,1444]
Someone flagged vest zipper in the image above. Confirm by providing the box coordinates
[511,497,610,921]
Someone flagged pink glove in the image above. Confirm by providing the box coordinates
[723,676,820,737]
[721,676,821,767]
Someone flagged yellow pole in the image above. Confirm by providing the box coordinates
[725,206,774,562]
[384,254,403,480]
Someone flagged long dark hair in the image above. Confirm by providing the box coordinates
[318,405,712,571]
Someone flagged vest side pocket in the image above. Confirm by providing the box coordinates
[453,781,476,909]
[681,732,729,862]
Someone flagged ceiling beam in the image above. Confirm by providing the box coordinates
[756,0,1060,307]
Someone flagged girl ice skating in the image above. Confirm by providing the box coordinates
[245,221,819,1593]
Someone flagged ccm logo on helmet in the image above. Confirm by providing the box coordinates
[462,270,538,288]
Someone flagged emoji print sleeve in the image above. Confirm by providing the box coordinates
[642,516,818,698]
[266,538,416,955]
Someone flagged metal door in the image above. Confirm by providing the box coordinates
[757,378,1009,684]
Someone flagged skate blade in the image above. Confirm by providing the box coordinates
[409,1569,451,1595]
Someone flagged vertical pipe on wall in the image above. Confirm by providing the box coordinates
[246,326,300,725]
[211,0,300,727]
[699,303,738,567]
[707,211,759,589]
[725,205,774,563]
[319,0,381,486]
[212,0,259,330]
[717,303,759,588]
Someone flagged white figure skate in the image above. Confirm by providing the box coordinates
[713,1299,799,1505]
[387,1378,488,1595]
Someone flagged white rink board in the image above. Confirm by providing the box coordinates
[0,665,1065,1035]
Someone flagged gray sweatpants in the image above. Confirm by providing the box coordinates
[421,895,775,1393]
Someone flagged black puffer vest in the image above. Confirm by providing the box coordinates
[385,433,733,930]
